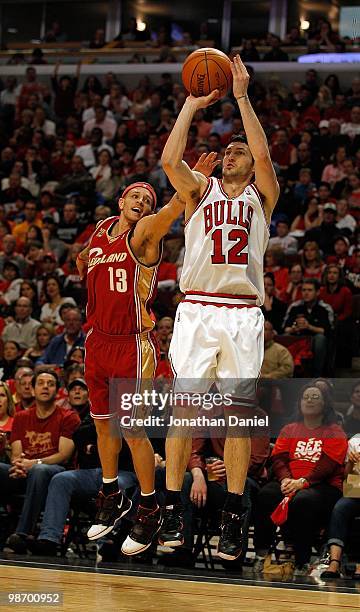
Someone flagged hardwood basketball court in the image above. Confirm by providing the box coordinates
[0,563,359,612]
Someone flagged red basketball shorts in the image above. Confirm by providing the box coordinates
[85,328,158,420]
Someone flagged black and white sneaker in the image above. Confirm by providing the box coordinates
[121,505,162,556]
[217,510,244,561]
[158,504,184,547]
[87,491,132,541]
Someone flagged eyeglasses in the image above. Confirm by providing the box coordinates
[303,394,322,401]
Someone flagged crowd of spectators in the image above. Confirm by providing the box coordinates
[0,35,359,580]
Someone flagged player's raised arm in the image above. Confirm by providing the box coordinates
[161,91,219,201]
[135,153,220,245]
[231,55,279,218]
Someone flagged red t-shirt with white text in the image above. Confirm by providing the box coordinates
[272,421,347,490]
[10,406,80,460]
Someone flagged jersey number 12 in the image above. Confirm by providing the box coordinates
[211,228,249,265]
[108,266,128,292]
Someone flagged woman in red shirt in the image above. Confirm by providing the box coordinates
[320,265,353,321]
[320,264,353,367]
[301,240,325,281]
[254,382,347,574]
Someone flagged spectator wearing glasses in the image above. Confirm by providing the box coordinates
[254,383,347,575]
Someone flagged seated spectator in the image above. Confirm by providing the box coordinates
[290,197,322,234]
[90,149,113,200]
[320,433,360,580]
[301,240,325,281]
[344,381,360,438]
[305,202,339,256]
[0,381,15,462]
[23,323,55,366]
[0,173,32,214]
[293,168,316,207]
[240,39,260,62]
[268,217,298,255]
[63,345,85,369]
[263,35,289,62]
[155,316,174,358]
[56,201,85,245]
[320,264,353,366]
[280,263,303,305]
[40,275,76,326]
[321,146,347,188]
[324,95,351,124]
[283,279,333,376]
[13,367,35,412]
[0,341,22,380]
[76,128,113,170]
[261,272,287,333]
[254,383,347,574]
[56,157,95,201]
[264,248,289,296]
[2,296,40,349]
[29,378,138,555]
[270,129,297,171]
[89,28,106,49]
[327,236,353,269]
[37,307,85,366]
[83,106,117,141]
[18,282,38,322]
[210,102,235,139]
[0,234,25,276]
[260,321,294,379]
[346,173,360,220]
[0,369,80,553]
[0,261,23,305]
[320,265,353,321]
[341,106,360,140]
[336,199,357,235]
[12,200,43,248]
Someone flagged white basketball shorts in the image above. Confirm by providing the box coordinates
[169,299,264,406]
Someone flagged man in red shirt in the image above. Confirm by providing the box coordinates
[0,368,80,553]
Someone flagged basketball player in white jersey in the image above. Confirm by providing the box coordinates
[158,55,279,560]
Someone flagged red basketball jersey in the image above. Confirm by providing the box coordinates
[86,216,159,335]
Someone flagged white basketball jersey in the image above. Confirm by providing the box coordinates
[180,177,269,306]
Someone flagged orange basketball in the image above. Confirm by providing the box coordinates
[182,48,232,98]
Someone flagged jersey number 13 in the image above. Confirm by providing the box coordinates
[108,266,128,292]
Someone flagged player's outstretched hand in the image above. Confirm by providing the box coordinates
[192,152,221,177]
[187,89,220,110]
[231,54,249,100]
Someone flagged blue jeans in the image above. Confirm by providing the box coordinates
[327,496,360,549]
[0,462,65,535]
[38,468,138,544]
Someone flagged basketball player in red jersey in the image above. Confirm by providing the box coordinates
[158,56,280,560]
[76,154,218,556]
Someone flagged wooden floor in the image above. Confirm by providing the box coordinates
[0,565,359,612]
